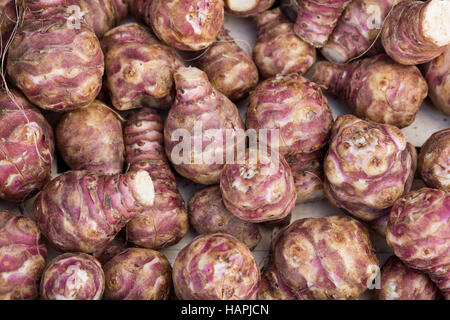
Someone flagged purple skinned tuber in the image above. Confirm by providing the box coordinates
[173,233,260,300]
[40,253,105,300]
[103,248,172,300]
[124,107,189,249]
[258,257,296,300]
[386,188,450,299]
[0,210,47,300]
[33,170,155,253]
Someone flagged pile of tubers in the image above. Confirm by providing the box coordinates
[0,0,449,301]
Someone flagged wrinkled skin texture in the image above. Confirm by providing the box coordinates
[312,55,428,128]
[253,8,316,79]
[220,149,297,223]
[418,129,450,191]
[386,188,450,299]
[33,170,154,253]
[41,253,105,300]
[148,0,224,51]
[246,73,332,156]
[128,0,148,21]
[321,0,402,64]
[111,0,128,23]
[224,0,274,17]
[164,67,245,185]
[258,257,296,300]
[173,233,260,300]
[285,149,325,204]
[273,216,379,300]
[7,6,104,111]
[0,88,54,202]
[197,28,259,101]
[422,46,450,115]
[0,210,46,300]
[56,100,124,175]
[293,0,352,48]
[0,0,16,49]
[381,0,450,65]
[104,248,172,300]
[76,0,117,38]
[188,185,261,250]
[93,242,123,265]
[376,256,439,300]
[324,115,417,222]
[102,23,184,111]
[124,108,189,249]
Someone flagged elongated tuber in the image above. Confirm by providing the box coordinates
[246,73,332,156]
[33,170,155,253]
[188,185,261,250]
[124,108,189,249]
[41,253,105,300]
[164,67,245,185]
[104,248,172,300]
[376,256,440,300]
[418,129,450,191]
[285,149,325,204]
[102,23,184,111]
[322,0,402,63]
[292,0,353,48]
[56,100,124,175]
[7,5,104,111]
[386,188,450,299]
[0,88,54,202]
[422,46,450,115]
[381,0,450,65]
[220,148,297,223]
[312,54,428,128]
[225,0,275,17]
[197,28,259,101]
[173,233,260,300]
[0,210,46,300]
[324,115,417,222]
[273,216,379,300]
[147,0,224,51]
[253,8,316,78]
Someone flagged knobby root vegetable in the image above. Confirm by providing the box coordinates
[386,188,450,299]
[312,54,428,128]
[258,257,296,300]
[422,46,450,115]
[197,28,259,101]
[188,185,261,250]
[321,0,402,63]
[376,256,440,300]
[0,0,16,49]
[273,216,379,300]
[93,242,124,265]
[381,0,450,65]
[224,0,275,17]
[324,115,417,223]
[147,0,224,51]
[76,0,116,38]
[127,0,148,21]
[164,67,245,185]
[285,149,325,204]
[56,100,124,175]
[173,233,260,300]
[6,5,104,111]
[418,129,450,191]
[292,0,353,48]
[0,88,54,202]
[124,107,189,249]
[40,253,105,300]
[253,8,316,78]
[111,0,128,23]
[0,210,46,300]
[102,23,184,111]
[220,148,297,223]
[246,73,332,156]
[103,248,172,300]
[33,170,155,253]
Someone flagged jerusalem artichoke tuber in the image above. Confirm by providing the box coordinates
[224,0,275,17]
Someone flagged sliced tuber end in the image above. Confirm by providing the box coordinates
[422,0,450,46]
[129,170,155,208]
[226,0,258,12]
